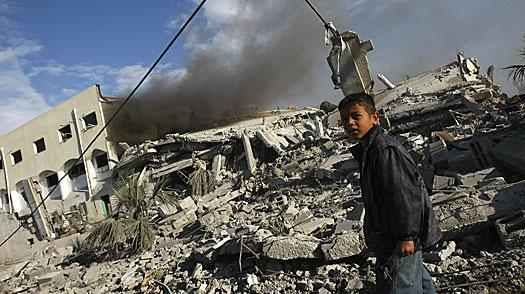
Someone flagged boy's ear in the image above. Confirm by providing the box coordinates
[372,111,380,125]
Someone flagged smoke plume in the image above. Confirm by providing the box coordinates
[106,0,525,145]
[107,1,334,144]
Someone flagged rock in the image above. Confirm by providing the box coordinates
[199,204,233,229]
[179,196,198,212]
[192,263,203,279]
[321,232,363,260]
[121,266,144,289]
[83,263,104,283]
[424,241,456,262]
[263,235,321,260]
[294,217,334,235]
[433,175,456,190]
[36,270,65,289]
[432,192,490,239]
[344,277,364,291]
[246,274,259,286]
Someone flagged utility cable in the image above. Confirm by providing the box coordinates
[303,0,338,36]
[0,0,209,249]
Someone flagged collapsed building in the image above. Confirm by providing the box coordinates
[1,47,524,292]
[0,85,122,261]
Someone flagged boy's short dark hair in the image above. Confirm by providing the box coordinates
[338,92,376,115]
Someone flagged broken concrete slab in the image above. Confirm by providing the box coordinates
[432,192,490,239]
[198,204,233,230]
[316,153,355,180]
[242,133,257,176]
[178,196,198,212]
[256,129,285,154]
[294,217,334,235]
[424,241,456,263]
[36,270,65,289]
[263,235,321,260]
[433,175,456,190]
[321,232,363,260]
[151,158,193,178]
[83,263,105,283]
[458,167,501,187]
[121,266,144,289]
[211,154,225,183]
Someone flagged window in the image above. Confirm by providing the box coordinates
[0,159,3,170]
[34,138,46,153]
[95,153,109,169]
[11,150,22,165]
[83,112,97,129]
[59,124,73,142]
[69,163,86,178]
[46,173,59,187]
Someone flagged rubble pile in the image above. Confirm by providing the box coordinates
[1,54,525,293]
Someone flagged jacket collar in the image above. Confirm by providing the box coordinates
[349,124,384,163]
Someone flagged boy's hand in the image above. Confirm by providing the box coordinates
[395,240,415,256]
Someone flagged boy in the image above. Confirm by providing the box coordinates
[338,93,442,293]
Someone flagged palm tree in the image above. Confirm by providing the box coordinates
[504,34,525,83]
[81,175,177,257]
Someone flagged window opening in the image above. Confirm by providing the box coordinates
[83,112,98,129]
[34,138,46,153]
[59,124,73,142]
[69,163,86,178]
[95,154,109,169]
[11,150,22,165]
[46,173,59,187]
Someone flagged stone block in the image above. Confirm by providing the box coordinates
[321,232,363,260]
[179,196,197,212]
[83,263,105,283]
[424,241,456,262]
[294,217,334,235]
[263,235,321,260]
[199,204,233,229]
[171,210,197,231]
[37,270,65,288]
[432,192,489,239]
[433,175,456,190]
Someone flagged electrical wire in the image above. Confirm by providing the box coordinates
[0,0,209,249]
[303,0,338,36]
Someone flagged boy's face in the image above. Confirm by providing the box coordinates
[340,103,379,141]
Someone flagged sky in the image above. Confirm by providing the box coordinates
[1,0,524,137]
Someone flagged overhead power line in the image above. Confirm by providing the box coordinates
[303,0,338,36]
[0,0,209,249]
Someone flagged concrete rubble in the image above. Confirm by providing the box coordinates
[1,53,525,293]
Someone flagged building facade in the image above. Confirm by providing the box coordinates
[0,85,120,239]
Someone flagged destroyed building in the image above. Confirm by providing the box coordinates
[1,20,525,290]
[1,50,522,292]
[0,85,121,259]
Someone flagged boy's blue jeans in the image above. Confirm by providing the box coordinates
[375,250,435,293]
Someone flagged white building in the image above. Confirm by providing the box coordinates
[0,85,120,238]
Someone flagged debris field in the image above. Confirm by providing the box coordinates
[1,53,525,293]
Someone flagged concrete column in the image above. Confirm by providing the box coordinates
[242,132,256,176]
[72,109,94,200]
[95,92,119,167]
[0,147,13,213]
[57,170,70,200]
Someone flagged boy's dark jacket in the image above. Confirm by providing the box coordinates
[350,125,442,255]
